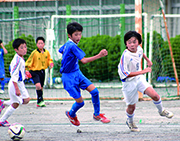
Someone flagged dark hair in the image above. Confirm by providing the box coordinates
[13,38,26,49]
[0,40,2,44]
[67,22,83,36]
[36,37,45,43]
[124,31,142,45]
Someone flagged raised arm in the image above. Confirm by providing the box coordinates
[143,53,153,67]
[0,42,8,54]
[80,49,108,64]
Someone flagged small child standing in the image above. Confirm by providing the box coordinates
[0,40,8,94]
[118,31,173,132]
[59,22,110,126]
[25,37,54,107]
[0,38,30,127]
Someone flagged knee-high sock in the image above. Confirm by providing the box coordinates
[1,80,5,90]
[69,101,84,117]
[0,105,15,122]
[153,98,163,113]
[90,88,100,116]
[36,90,43,104]
[126,111,134,123]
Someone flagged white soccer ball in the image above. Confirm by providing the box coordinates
[8,123,25,141]
[55,77,62,84]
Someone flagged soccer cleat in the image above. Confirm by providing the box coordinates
[0,90,4,94]
[0,120,10,127]
[36,101,46,107]
[0,99,5,114]
[93,113,110,123]
[126,120,140,132]
[159,109,174,118]
[65,111,80,126]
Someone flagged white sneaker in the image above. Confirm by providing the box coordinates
[0,90,4,94]
[159,109,174,118]
[126,120,140,132]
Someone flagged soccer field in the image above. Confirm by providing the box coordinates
[0,99,180,141]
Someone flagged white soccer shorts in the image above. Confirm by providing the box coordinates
[8,80,29,105]
[122,75,151,105]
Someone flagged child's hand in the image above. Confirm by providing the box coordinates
[25,71,32,79]
[49,63,54,69]
[143,67,152,74]
[147,61,153,67]
[99,49,108,57]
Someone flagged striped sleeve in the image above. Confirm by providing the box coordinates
[11,55,21,82]
[118,51,130,80]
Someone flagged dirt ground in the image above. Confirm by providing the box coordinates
[0,99,180,141]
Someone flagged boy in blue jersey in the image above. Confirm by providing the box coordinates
[59,22,110,126]
[0,40,8,94]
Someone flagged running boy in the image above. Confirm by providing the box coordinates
[59,22,110,126]
[118,31,173,132]
[0,40,8,94]
[0,38,30,127]
[25,37,54,107]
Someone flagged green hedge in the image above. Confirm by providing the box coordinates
[151,31,180,82]
[78,34,121,82]
[4,32,180,82]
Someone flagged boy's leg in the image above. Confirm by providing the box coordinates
[0,99,5,114]
[90,88,100,116]
[125,104,140,132]
[0,78,5,93]
[30,71,45,107]
[0,104,17,127]
[145,87,173,118]
[0,79,5,91]
[66,97,84,126]
[88,87,110,123]
[36,70,45,107]
[69,101,84,117]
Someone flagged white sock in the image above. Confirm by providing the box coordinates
[3,100,11,106]
[153,98,163,113]
[126,111,134,123]
[0,105,15,122]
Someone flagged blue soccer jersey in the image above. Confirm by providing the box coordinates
[0,48,5,78]
[59,39,85,73]
[0,48,4,69]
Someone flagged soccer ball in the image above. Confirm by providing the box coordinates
[55,77,62,84]
[8,123,25,141]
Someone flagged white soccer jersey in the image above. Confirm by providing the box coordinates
[118,46,143,82]
[10,53,26,82]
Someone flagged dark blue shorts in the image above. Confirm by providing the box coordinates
[62,70,92,99]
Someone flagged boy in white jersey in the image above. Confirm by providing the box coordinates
[0,38,30,127]
[118,31,173,132]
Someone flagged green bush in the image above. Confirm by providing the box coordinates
[78,34,121,82]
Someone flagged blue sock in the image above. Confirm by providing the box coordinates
[1,80,5,91]
[90,88,100,116]
[69,101,84,117]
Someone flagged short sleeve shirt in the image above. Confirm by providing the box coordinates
[10,54,26,82]
[59,39,85,73]
[118,46,143,81]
